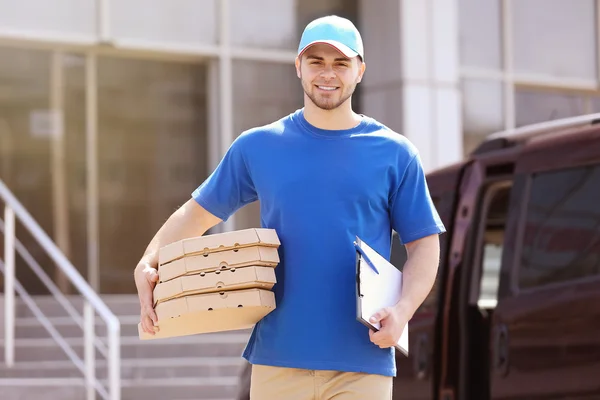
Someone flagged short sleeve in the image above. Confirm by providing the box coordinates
[192,135,258,221]
[390,153,446,244]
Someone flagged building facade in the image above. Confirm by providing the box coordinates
[0,0,597,293]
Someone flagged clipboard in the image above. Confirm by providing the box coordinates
[355,236,409,356]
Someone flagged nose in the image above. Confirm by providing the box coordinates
[319,65,336,80]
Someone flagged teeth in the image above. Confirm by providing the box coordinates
[318,86,337,91]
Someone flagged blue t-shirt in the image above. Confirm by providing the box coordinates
[192,108,445,377]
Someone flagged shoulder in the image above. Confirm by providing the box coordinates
[361,116,419,161]
[233,112,294,148]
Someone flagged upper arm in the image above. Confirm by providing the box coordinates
[181,198,222,233]
[405,233,440,259]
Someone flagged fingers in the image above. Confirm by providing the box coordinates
[146,268,159,283]
[370,307,391,324]
[140,263,159,284]
[141,303,159,335]
[141,313,159,335]
[369,328,395,349]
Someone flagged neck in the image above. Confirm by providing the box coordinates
[303,96,362,130]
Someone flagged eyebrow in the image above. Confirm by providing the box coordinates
[306,55,351,62]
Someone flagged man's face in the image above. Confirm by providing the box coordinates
[295,44,365,111]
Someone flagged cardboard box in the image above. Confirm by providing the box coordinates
[158,245,280,283]
[158,228,280,266]
[138,288,276,340]
[153,265,277,304]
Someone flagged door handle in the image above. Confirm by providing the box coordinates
[493,323,509,376]
[414,334,428,380]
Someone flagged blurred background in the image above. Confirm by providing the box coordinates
[0,0,595,294]
[0,1,598,399]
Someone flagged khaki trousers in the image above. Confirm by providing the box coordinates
[249,364,393,400]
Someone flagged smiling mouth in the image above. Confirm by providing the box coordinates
[315,85,339,92]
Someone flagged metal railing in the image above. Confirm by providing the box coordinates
[0,179,121,400]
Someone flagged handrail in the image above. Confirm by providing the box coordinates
[0,259,108,398]
[0,218,109,359]
[0,179,120,400]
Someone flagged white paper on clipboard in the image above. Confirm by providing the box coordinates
[355,236,409,356]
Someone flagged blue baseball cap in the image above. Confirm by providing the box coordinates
[297,16,364,60]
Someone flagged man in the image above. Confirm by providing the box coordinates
[135,15,445,399]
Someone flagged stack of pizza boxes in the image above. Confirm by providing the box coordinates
[138,228,280,340]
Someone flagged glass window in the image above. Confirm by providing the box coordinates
[476,183,511,309]
[461,79,504,154]
[515,88,586,127]
[0,0,96,40]
[0,49,88,295]
[519,164,600,289]
[0,47,54,295]
[97,57,208,293]
[458,0,502,69]
[111,0,217,45]
[512,0,596,80]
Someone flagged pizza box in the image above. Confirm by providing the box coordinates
[153,265,276,304]
[158,228,280,266]
[158,245,279,283]
[138,288,276,340]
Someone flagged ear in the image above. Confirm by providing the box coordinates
[295,57,302,79]
[356,61,366,83]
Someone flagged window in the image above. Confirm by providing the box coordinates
[519,164,600,289]
[97,57,208,293]
[475,182,511,309]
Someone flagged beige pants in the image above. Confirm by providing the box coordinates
[249,364,393,400]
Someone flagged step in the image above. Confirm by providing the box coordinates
[0,356,246,380]
[0,332,251,362]
[0,377,239,400]
[4,295,142,318]
[3,315,142,339]
[0,380,86,400]
[3,316,253,340]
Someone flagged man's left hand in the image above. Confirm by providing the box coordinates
[368,306,408,349]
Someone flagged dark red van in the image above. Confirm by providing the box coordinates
[393,114,600,400]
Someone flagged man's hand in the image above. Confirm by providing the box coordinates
[135,261,160,335]
[368,306,408,349]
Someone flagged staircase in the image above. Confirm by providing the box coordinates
[0,295,251,399]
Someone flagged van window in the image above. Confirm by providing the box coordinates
[519,164,600,289]
[475,182,511,309]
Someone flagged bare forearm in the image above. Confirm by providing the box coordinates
[136,199,221,271]
[394,234,440,319]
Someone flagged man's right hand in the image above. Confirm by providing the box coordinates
[135,261,160,335]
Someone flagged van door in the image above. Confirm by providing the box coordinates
[436,160,487,400]
[392,164,464,400]
[489,133,600,399]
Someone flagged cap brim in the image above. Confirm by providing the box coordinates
[298,40,359,59]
